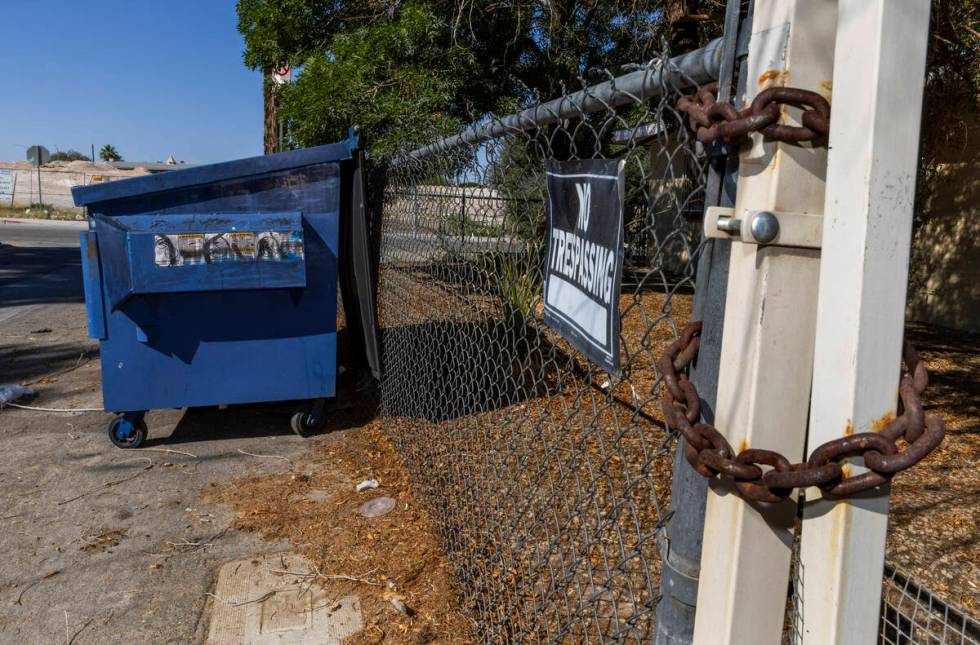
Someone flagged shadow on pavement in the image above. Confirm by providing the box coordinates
[0,245,83,309]
[147,380,379,447]
[0,342,95,384]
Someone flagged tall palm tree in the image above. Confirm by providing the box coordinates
[99,144,122,162]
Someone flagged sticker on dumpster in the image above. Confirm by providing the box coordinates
[154,231,304,267]
[204,232,251,263]
[257,231,304,261]
[177,234,205,265]
[227,232,257,260]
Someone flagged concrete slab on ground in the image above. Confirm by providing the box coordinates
[206,553,363,645]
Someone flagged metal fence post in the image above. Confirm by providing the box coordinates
[654,1,746,642]
[411,185,419,233]
[799,2,931,643]
[691,1,838,643]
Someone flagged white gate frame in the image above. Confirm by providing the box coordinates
[692,1,932,643]
[799,2,931,644]
[693,1,837,642]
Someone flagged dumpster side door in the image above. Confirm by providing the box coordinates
[79,230,107,340]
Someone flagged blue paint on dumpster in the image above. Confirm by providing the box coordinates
[73,135,359,447]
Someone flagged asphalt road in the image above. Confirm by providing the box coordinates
[0,217,85,247]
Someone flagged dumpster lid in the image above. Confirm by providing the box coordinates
[73,132,358,207]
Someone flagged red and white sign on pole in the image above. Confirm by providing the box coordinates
[272,63,293,85]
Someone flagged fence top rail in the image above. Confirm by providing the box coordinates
[386,188,544,203]
[394,37,723,163]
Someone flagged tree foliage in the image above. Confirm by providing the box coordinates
[237,0,976,161]
[50,149,91,162]
[236,0,382,70]
[921,0,979,165]
[278,3,474,156]
[237,0,685,155]
[445,1,671,103]
[99,145,122,162]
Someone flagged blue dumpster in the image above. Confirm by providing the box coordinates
[72,134,368,448]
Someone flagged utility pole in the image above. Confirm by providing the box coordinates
[263,67,279,155]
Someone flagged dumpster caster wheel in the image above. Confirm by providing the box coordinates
[290,412,317,438]
[108,415,147,449]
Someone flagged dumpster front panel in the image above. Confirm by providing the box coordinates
[91,162,341,412]
[93,211,308,309]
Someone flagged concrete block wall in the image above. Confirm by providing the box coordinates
[0,162,149,212]
[906,161,980,334]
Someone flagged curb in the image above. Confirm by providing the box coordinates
[0,217,87,229]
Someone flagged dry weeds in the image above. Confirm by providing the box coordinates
[205,401,474,644]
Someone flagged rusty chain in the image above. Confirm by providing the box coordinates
[658,321,946,502]
[677,82,831,146]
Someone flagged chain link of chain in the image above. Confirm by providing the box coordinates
[659,321,946,502]
[677,82,832,146]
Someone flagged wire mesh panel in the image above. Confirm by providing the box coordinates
[879,565,980,645]
[371,46,708,643]
[787,537,977,645]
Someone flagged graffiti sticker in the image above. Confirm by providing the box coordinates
[154,230,304,267]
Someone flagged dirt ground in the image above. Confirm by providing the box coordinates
[886,322,980,613]
[216,282,977,641]
[206,408,473,644]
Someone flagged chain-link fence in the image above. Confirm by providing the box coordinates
[372,41,711,642]
[366,36,977,645]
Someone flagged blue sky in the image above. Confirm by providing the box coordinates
[0,0,262,164]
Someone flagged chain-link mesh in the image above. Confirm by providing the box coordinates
[371,43,705,642]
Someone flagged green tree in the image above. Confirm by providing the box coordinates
[447,1,679,104]
[238,1,977,160]
[49,149,91,162]
[236,1,688,156]
[920,0,979,166]
[277,3,473,156]
[99,145,122,162]
[236,0,381,71]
